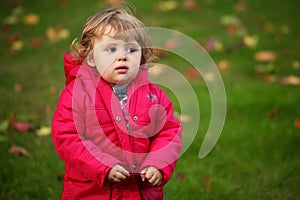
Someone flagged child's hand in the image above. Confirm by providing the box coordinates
[107,164,130,183]
[140,166,163,186]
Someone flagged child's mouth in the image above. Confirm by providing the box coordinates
[115,65,129,74]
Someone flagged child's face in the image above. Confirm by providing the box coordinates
[87,34,142,87]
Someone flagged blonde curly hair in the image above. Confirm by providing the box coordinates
[71,7,156,65]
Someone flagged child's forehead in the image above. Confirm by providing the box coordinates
[95,35,140,46]
[95,25,141,45]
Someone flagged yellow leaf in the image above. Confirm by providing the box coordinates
[36,126,52,136]
[157,1,178,11]
[280,75,300,85]
[243,35,258,48]
[46,26,70,42]
[11,40,24,51]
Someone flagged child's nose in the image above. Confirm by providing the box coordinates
[117,53,127,62]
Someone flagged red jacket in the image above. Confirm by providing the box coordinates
[52,53,182,200]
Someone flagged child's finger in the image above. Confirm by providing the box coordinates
[114,165,130,177]
[140,168,148,181]
[153,177,162,186]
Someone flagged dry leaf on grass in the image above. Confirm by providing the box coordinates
[280,75,300,85]
[23,13,39,25]
[9,145,30,156]
[254,51,276,62]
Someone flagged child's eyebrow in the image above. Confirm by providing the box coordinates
[102,42,118,47]
[126,42,139,46]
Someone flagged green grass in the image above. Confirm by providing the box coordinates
[1,0,300,199]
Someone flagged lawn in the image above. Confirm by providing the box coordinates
[0,0,299,199]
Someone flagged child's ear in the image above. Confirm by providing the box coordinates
[86,52,95,66]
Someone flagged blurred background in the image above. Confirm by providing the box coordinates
[0,0,299,199]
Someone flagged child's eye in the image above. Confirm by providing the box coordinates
[127,47,138,53]
[106,47,116,53]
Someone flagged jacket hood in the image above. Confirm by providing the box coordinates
[63,53,82,85]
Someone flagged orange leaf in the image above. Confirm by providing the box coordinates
[295,119,300,129]
[254,51,276,62]
[218,60,230,70]
[23,13,39,25]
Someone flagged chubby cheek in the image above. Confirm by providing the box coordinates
[94,56,116,75]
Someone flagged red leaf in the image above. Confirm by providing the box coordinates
[8,115,35,132]
[9,145,30,156]
[186,68,199,78]
[177,172,186,180]
[183,0,198,10]
[29,38,43,48]
[6,34,20,45]
[268,108,279,117]
[295,119,300,129]
[12,121,35,132]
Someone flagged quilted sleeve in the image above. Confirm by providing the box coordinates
[52,82,120,187]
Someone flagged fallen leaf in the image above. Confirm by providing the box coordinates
[295,119,300,129]
[218,60,230,70]
[204,37,223,52]
[234,0,248,13]
[157,1,178,11]
[23,13,39,25]
[9,145,30,156]
[220,14,240,26]
[291,60,299,70]
[256,63,276,74]
[280,25,290,35]
[186,68,199,78]
[14,83,22,92]
[243,35,258,48]
[177,172,186,180]
[203,174,212,192]
[46,26,70,42]
[165,38,181,50]
[3,15,19,25]
[12,6,23,15]
[257,74,277,83]
[254,51,276,62]
[36,126,51,136]
[3,6,23,25]
[13,121,35,132]
[0,120,9,132]
[149,64,165,77]
[11,40,24,51]
[183,0,198,10]
[49,85,57,94]
[9,116,35,132]
[268,108,279,117]
[6,34,20,45]
[29,38,43,48]
[280,75,300,85]
[180,114,191,122]
[262,22,275,33]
